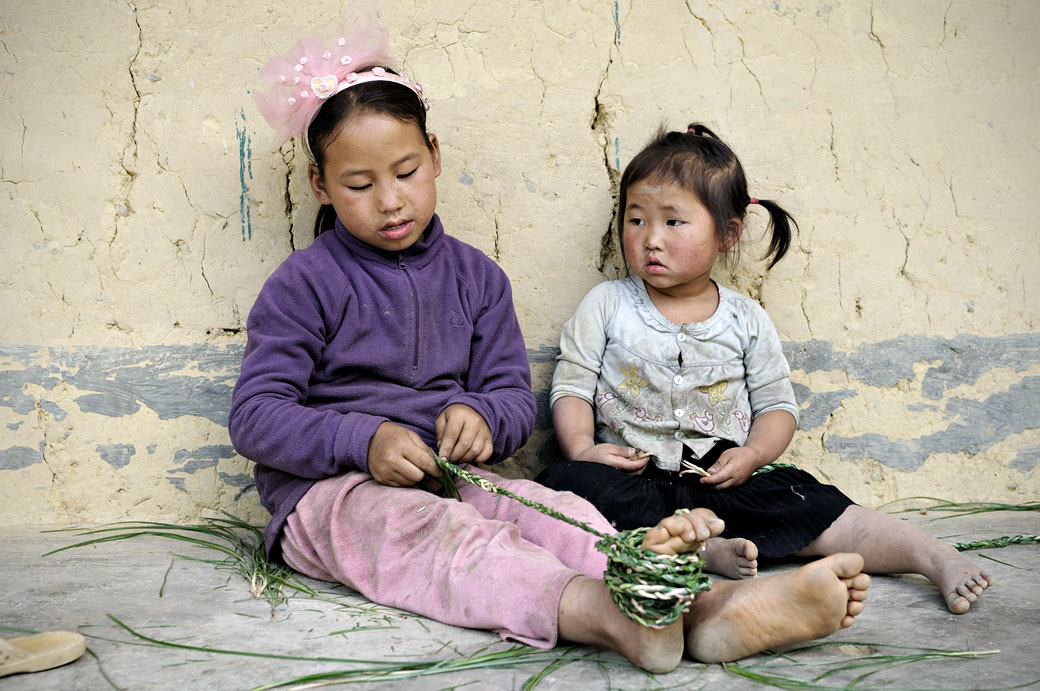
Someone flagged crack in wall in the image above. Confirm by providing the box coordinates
[945,172,960,218]
[590,7,622,276]
[827,110,841,184]
[898,226,912,283]
[939,0,955,55]
[736,49,768,113]
[685,3,718,64]
[18,115,26,164]
[281,148,297,251]
[491,205,501,263]
[199,243,214,297]
[117,3,143,239]
[35,401,58,489]
[867,3,890,77]
[800,279,813,336]
[867,2,897,119]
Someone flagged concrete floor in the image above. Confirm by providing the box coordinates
[2,507,1038,690]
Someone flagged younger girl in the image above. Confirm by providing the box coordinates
[231,16,870,672]
[539,123,992,614]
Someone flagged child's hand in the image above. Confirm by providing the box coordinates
[574,444,650,473]
[368,422,442,486]
[700,446,761,489]
[436,404,493,464]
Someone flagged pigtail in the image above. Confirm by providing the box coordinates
[753,198,798,268]
[686,123,719,139]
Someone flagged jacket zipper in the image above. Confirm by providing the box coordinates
[398,255,421,372]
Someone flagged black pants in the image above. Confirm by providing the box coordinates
[536,443,855,559]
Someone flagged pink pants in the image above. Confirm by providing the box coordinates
[281,466,616,648]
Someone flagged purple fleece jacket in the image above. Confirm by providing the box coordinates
[229,215,536,561]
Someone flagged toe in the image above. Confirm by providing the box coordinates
[956,584,979,602]
[948,595,970,614]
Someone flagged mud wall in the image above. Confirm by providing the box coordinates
[1,1,1036,525]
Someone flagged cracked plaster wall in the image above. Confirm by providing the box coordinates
[1,0,1037,527]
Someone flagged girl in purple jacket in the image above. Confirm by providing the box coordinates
[231,11,870,672]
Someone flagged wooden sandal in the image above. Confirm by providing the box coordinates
[0,631,86,677]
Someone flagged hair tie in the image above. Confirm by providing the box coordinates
[687,127,699,135]
[749,197,759,205]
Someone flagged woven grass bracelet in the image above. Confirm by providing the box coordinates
[435,458,712,628]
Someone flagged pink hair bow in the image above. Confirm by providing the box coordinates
[253,7,427,144]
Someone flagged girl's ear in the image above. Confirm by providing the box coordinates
[309,163,332,205]
[428,132,442,178]
[720,218,742,252]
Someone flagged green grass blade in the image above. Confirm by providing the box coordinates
[952,535,1039,551]
[726,642,1000,690]
[879,497,1040,518]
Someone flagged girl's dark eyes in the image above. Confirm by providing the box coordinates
[626,218,684,227]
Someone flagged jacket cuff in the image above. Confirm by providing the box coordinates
[335,412,390,475]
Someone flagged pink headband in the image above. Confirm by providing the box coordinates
[253,14,428,145]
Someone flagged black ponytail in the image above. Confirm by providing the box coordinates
[754,198,798,268]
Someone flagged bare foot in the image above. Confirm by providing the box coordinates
[931,549,994,613]
[641,508,725,556]
[558,576,684,673]
[701,537,758,579]
[684,553,870,663]
[800,506,994,614]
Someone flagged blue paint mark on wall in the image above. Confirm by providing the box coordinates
[171,445,237,473]
[527,345,562,363]
[167,445,238,490]
[614,1,621,45]
[791,382,857,430]
[0,445,43,471]
[784,333,1040,399]
[219,471,257,501]
[825,377,1040,470]
[2,335,1038,477]
[96,443,136,469]
[236,109,253,241]
[1010,444,1040,473]
[40,400,67,421]
[0,344,243,426]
